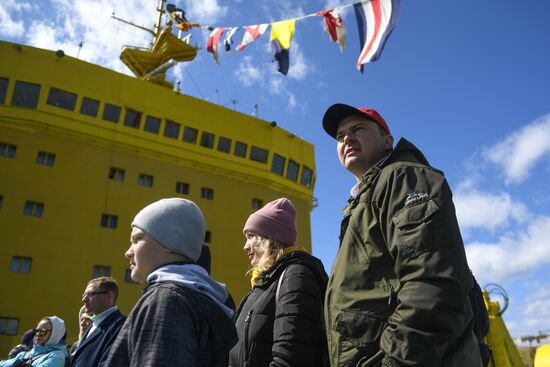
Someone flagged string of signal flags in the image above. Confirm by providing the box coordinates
[166,0,401,76]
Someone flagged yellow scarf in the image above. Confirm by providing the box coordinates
[250,245,303,288]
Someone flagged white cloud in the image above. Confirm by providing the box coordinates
[466,216,550,283]
[508,282,550,345]
[0,0,31,38]
[484,114,550,184]
[182,0,228,24]
[287,42,311,81]
[234,55,264,87]
[454,190,529,231]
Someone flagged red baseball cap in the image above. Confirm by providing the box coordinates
[322,103,391,139]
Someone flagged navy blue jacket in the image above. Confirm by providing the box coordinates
[71,309,125,367]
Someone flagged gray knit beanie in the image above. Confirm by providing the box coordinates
[243,197,297,246]
[132,198,205,262]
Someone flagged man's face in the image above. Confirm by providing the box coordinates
[82,282,113,315]
[126,227,166,284]
[336,116,393,179]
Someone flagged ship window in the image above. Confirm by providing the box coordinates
[176,181,189,195]
[9,256,32,273]
[103,103,121,123]
[252,198,263,209]
[92,265,111,278]
[108,167,125,181]
[80,97,99,117]
[201,187,214,200]
[124,108,142,129]
[46,87,77,111]
[271,153,286,175]
[12,81,40,108]
[124,269,139,284]
[234,141,247,158]
[100,214,118,229]
[36,151,56,166]
[144,115,161,134]
[164,120,180,139]
[0,77,8,104]
[217,136,231,153]
[200,132,215,149]
[138,173,154,188]
[204,231,212,243]
[0,195,3,208]
[250,146,268,164]
[301,166,313,188]
[0,318,19,336]
[0,142,17,158]
[23,201,44,217]
[183,127,198,144]
[286,160,299,182]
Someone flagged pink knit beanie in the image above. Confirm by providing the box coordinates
[243,198,297,246]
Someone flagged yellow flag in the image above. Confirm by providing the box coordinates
[269,19,296,50]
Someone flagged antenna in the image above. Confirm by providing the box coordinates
[76,41,83,59]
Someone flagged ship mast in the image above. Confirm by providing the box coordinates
[114,0,198,88]
[152,0,167,45]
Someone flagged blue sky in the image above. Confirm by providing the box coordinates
[2,0,550,344]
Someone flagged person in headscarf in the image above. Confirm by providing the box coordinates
[0,316,68,367]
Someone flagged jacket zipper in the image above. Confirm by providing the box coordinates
[244,310,252,361]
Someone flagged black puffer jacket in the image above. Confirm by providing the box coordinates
[228,251,329,367]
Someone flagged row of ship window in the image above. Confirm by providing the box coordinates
[0,77,314,187]
[1,142,266,201]
[0,195,264,222]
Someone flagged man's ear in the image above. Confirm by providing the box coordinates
[385,134,394,149]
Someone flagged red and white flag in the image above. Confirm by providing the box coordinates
[236,24,269,51]
[317,8,347,53]
[206,27,225,64]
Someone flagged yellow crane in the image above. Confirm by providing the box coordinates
[483,284,549,367]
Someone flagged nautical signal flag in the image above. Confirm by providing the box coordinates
[354,0,401,72]
[197,0,401,74]
[270,19,296,75]
[206,27,225,64]
[236,24,269,51]
[224,27,239,52]
[317,9,347,53]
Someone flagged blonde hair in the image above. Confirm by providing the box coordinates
[78,313,93,340]
[246,232,285,273]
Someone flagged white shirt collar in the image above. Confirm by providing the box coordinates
[91,306,118,326]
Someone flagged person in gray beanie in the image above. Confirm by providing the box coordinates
[106,198,237,367]
[228,197,329,367]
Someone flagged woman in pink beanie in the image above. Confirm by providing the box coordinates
[228,197,329,367]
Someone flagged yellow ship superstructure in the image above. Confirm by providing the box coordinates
[0,38,315,353]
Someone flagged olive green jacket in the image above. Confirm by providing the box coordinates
[324,139,482,367]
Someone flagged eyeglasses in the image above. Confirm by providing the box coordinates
[81,290,109,300]
[33,328,51,336]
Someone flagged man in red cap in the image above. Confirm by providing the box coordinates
[322,103,482,367]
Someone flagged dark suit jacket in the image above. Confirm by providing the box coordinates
[71,309,126,367]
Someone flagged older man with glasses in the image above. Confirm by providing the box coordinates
[71,277,125,367]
